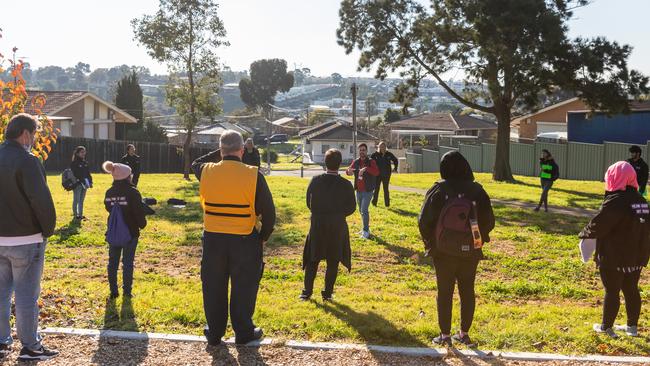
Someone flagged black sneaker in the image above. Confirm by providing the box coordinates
[299,290,312,301]
[235,327,263,345]
[204,327,222,346]
[0,343,10,358]
[18,346,59,361]
[452,333,476,347]
[321,291,333,302]
[432,334,452,347]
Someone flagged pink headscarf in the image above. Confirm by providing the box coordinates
[605,161,639,192]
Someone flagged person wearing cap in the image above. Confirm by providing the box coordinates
[103,161,147,299]
[242,138,261,168]
[120,144,141,187]
[192,130,276,346]
[0,114,59,361]
[580,161,650,338]
[535,149,559,212]
[627,145,648,196]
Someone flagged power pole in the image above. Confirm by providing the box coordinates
[266,106,272,173]
[351,83,358,160]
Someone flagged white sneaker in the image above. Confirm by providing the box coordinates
[593,324,619,339]
[614,325,639,337]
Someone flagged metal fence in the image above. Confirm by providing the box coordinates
[405,140,650,181]
[43,137,213,173]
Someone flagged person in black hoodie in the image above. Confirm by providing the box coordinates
[535,149,559,212]
[71,146,93,220]
[301,149,356,301]
[120,144,141,186]
[102,161,147,298]
[579,161,650,338]
[418,151,495,347]
[371,141,399,207]
[242,138,261,168]
[627,145,648,196]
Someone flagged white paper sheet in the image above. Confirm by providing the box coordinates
[579,238,596,263]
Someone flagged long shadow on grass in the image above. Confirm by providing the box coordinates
[372,235,428,266]
[92,297,148,365]
[316,301,427,347]
[513,179,603,201]
[53,219,81,242]
[493,205,586,235]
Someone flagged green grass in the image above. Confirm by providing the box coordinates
[391,173,605,210]
[36,173,650,355]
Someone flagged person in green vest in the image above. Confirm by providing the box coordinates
[535,149,559,212]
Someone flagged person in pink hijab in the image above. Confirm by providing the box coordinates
[579,161,650,338]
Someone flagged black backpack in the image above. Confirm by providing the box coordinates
[61,168,78,191]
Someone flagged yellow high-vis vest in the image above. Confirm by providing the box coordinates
[199,160,258,235]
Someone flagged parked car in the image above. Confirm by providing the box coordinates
[536,132,567,144]
[265,134,289,144]
[253,134,268,145]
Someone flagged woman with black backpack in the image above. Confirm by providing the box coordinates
[102,161,147,299]
[418,151,495,347]
[71,146,93,220]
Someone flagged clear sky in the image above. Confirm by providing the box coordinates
[1,0,648,77]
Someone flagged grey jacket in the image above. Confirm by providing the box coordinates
[0,140,56,237]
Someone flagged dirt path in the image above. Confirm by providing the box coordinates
[0,335,642,366]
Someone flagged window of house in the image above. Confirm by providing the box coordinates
[350,145,354,154]
[59,121,71,137]
[98,123,109,140]
[83,124,94,139]
[321,144,330,154]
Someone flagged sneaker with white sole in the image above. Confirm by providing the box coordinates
[593,324,619,339]
[432,334,452,347]
[0,343,11,359]
[614,325,639,337]
[18,345,59,361]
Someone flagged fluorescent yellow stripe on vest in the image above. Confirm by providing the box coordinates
[199,160,258,234]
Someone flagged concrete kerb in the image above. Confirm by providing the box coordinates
[40,327,650,363]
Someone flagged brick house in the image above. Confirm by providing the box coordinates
[25,90,137,140]
[511,97,587,140]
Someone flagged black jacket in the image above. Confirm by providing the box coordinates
[540,158,560,182]
[242,148,261,168]
[303,173,356,270]
[371,151,398,177]
[0,140,56,237]
[627,157,649,193]
[192,152,276,241]
[120,154,141,180]
[579,187,650,270]
[71,157,93,187]
[104,180,147,238]
[418,151,495,260]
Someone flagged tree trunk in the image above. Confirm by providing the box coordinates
[183,129,192,180]
[493,106,514,182]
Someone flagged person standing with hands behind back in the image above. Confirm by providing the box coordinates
[627,145,648,197]
[346,143,379,239]
[71,146,92,220]
[371,141,398,207]
[120,144,141,187]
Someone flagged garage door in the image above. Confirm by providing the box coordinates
[537,121,566,134]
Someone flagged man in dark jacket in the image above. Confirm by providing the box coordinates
[627,145,648,196]
[370,141,398,207]
[192,130,275,346]
[103,161,147,298]
[120,144,141,186]
[418,151,495,347]
[242,138,261,168]
[0,114,59,361]
[301,149,356,301]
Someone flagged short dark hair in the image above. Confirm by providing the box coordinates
[630,145,642,154]
[358,143,368,150]
[127,144,135,151]
[325,149,342,171]
[5,113,38,140]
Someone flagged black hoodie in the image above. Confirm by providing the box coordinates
[418,151,495,260]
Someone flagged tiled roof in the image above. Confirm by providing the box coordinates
[453,114,497,130]
[24,90,87,115]
[306,122,376,141]
[389,113,496,131]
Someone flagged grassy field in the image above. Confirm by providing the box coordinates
[34,173,649,355]
[391,173,606,210]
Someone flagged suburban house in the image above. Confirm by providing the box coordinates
[386,112,497,147]
[167,122,254,148]
[271,116,305,135]
[511,97,588,140]
[299,121,377,164]
[25,90,138,140]
[567,101,650,144]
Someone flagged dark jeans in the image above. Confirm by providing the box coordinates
[538,179,553,209]
[304,259,339,296]
[372,175,391,207]
[201,231,263,343]
[599,267,642,329]
[108,237,138,296]
[433,255,479,335]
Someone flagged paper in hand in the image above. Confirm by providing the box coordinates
[579,238,596,263]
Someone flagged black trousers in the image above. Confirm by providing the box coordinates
[538,179,553,209]
[372,175,391,206]
[433,256,479,335]
[304,259,339,296]
[599,267,642,329]
[201,231,263,342]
